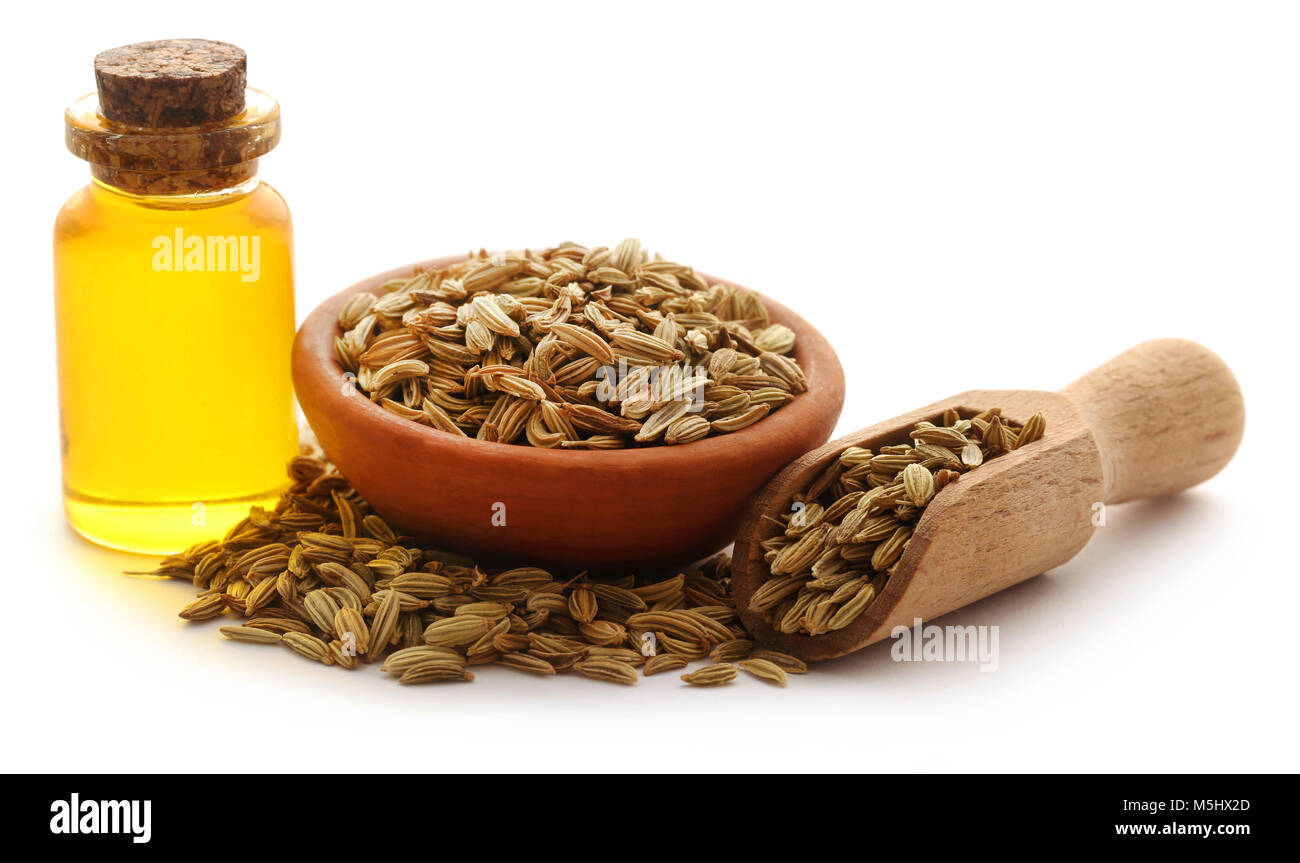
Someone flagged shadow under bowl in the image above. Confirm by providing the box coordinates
[292,256,846,572]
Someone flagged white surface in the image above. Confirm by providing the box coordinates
[3,0,1298,773]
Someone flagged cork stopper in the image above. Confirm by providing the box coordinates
[94,39,247,128]
[67,39,279,196]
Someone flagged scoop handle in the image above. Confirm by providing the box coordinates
[1059,338,1244,505]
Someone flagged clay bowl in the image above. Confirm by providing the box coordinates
[293,255,846,572]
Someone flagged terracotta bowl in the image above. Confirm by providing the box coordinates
[292,256,845,572]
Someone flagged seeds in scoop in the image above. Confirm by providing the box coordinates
[1016,411,1046,447]
[871,526,911,571]
[901,463,935,507]
[749,408,1044,636]
[826,583,877,631]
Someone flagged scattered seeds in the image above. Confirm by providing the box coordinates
[282,631,331,665]
[179,593,225,621]
[150,450,807,688]
[218,625,282,645]
[500,652,558,675]
[739,658,788,687]
[576,658,639,686]
[399,659,474,684]
[681,662,739,687]
[642,654,689,676]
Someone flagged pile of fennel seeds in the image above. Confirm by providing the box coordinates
[748,407,1046,636]
[335,239,806,448]
[142,451,806,688]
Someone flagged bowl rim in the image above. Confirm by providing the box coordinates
[294,254,846,473]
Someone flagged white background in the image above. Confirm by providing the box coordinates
[3,0,1297,773]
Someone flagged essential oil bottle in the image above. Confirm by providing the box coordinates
[55,40,298,555]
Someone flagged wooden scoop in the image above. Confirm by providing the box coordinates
[731,338,1245,661]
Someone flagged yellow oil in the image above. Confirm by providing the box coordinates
[54,178,298,555]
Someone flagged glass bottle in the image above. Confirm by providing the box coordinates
[55,40,297,555]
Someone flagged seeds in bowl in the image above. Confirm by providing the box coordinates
[748,408,1046,636]
[136,448,801,688]
[333,239,806,448]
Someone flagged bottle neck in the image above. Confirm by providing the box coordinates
[65,87,280,203]
[91,160,261,201]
